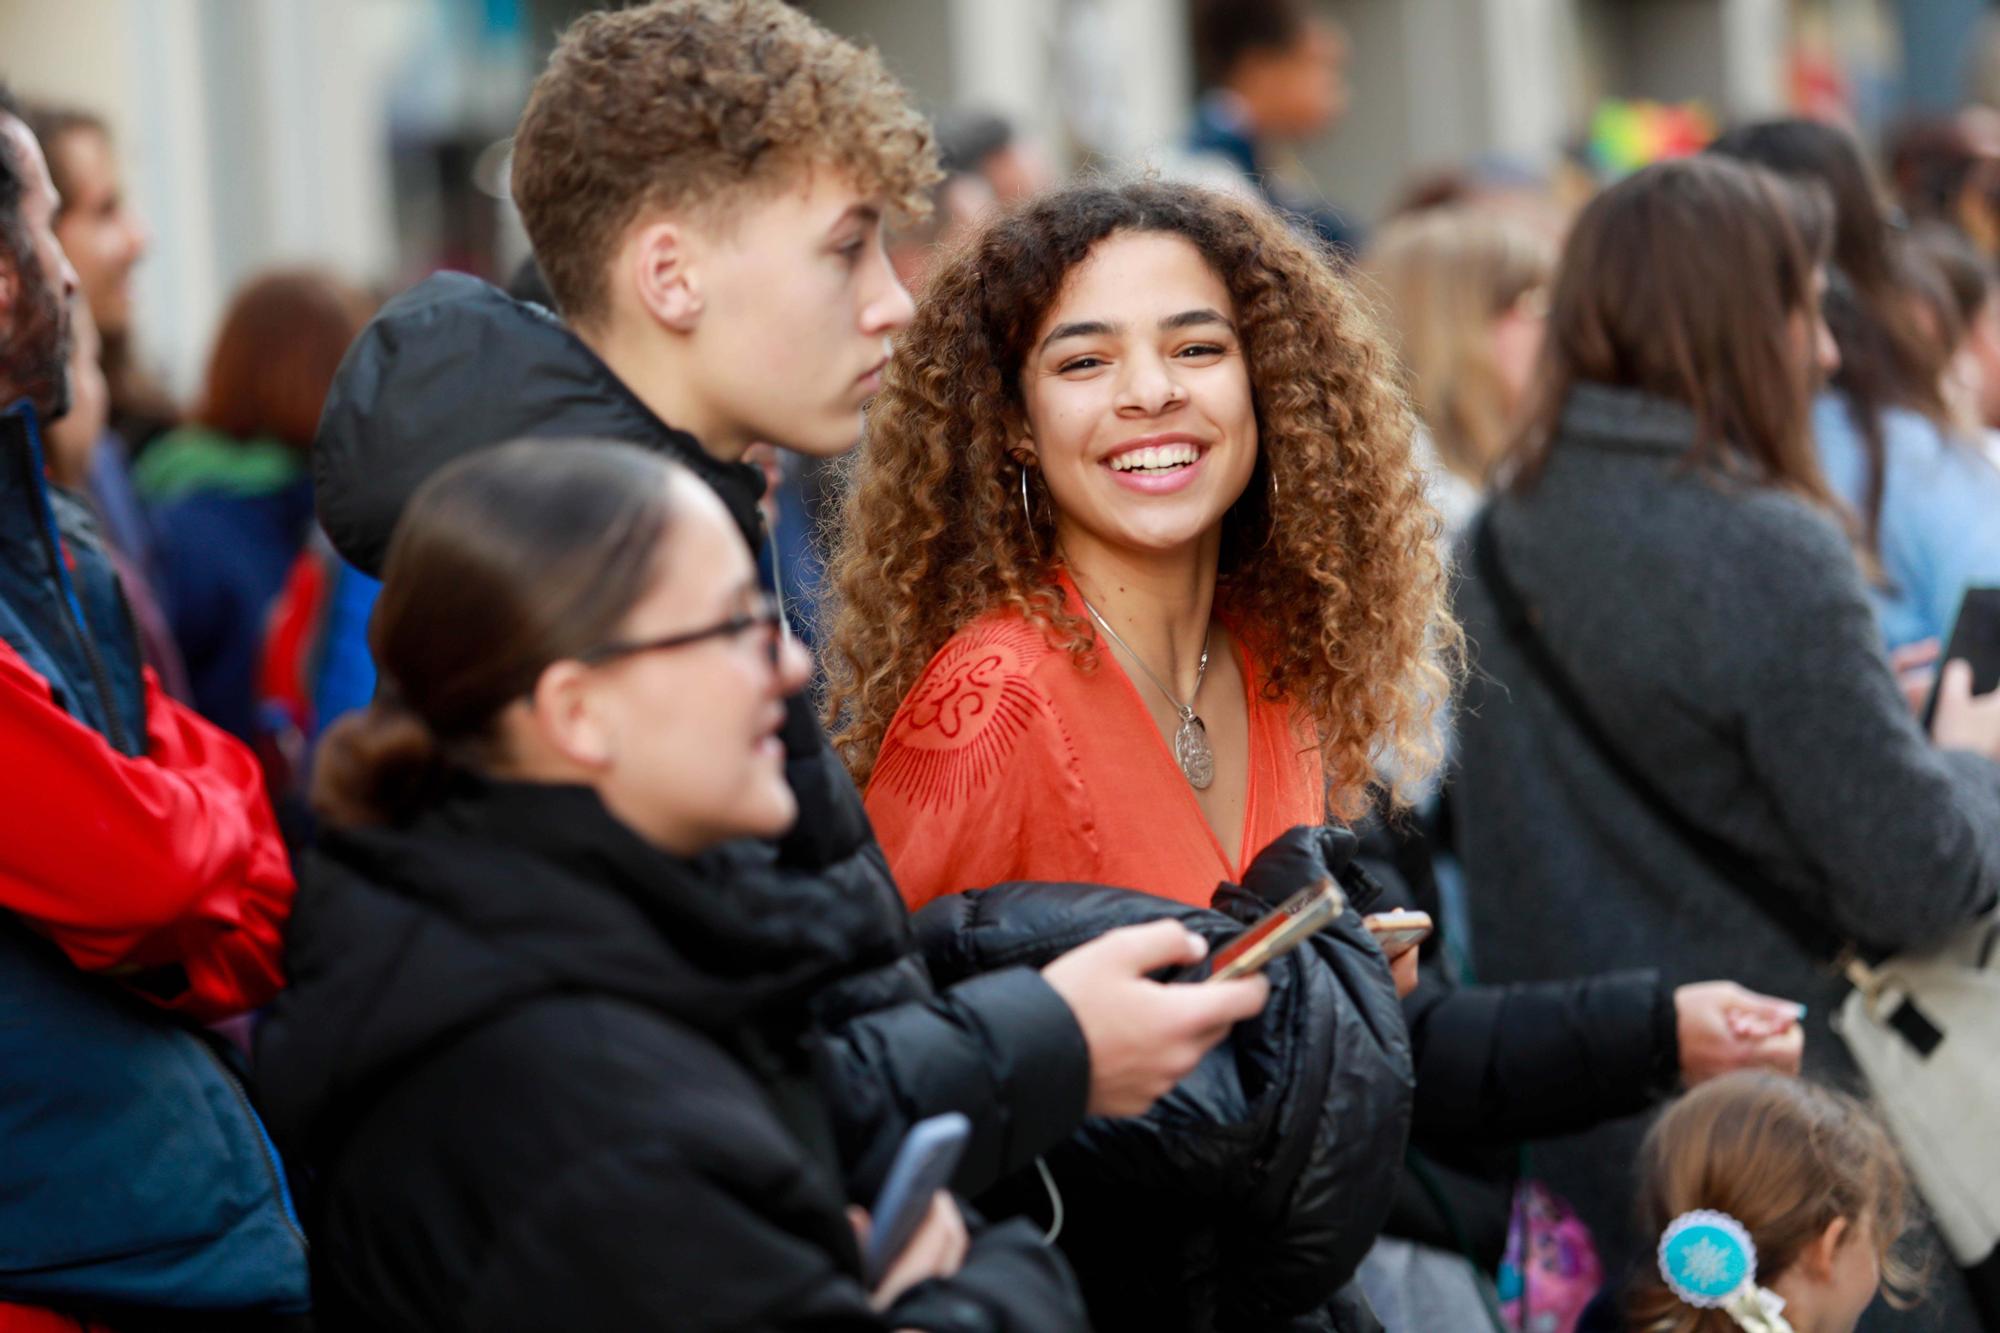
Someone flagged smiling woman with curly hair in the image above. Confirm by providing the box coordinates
[823,180,1457,910]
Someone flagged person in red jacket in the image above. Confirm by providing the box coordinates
[0,90,305,1332]
[0,637,293,1020]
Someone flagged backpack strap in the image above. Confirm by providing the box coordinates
[1468,507,1848,964]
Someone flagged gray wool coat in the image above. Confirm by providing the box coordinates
[1453,383,2000,1330]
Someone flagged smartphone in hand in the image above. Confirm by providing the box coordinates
[1362,908,1433,961]
[1923,587,2000,732]
[1202,877,1347,982]
[863,1112,971,1286]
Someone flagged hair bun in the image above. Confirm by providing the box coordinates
[311,698,452,828]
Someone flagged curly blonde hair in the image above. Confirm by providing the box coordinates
[512,0,939,325]
[823,181,1459,817]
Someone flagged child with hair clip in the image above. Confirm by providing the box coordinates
[1583,1070,1925,1333]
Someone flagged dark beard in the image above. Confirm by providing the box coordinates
[2,246,71,423]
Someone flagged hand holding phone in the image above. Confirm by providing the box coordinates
[1041,921,1269,1116]
[863,1113,971,1287]
[1362,909,1434,961]
[1923,588,2000,751]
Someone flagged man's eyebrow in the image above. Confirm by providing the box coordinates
[830,203,882,234]
[1161,308,1234,332]
[1040,319,1118,351]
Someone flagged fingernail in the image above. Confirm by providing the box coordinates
[1793,1003,1808,1018]
[1187,933,1208,960]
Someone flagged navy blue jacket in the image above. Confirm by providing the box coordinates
[0,401,310,1322]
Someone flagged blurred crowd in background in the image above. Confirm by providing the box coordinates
[18,0,2000,753]
[9,2,2000,1332]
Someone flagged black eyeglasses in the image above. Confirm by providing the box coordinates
[576,592,785,667]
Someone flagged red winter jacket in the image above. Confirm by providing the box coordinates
[0,638,293,1021]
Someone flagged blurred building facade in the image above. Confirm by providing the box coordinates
[0,0,1982,401]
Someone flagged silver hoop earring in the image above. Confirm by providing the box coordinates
[1259,468,1282,551]
[1020,464,1034,532]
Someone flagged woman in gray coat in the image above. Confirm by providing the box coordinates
[1453,155,2000,1330]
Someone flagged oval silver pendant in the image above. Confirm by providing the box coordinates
[1175,713,1214,790]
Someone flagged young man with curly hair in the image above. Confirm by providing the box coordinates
[281,3,1295,1325]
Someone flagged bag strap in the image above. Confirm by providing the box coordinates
[1469,507,1848,964]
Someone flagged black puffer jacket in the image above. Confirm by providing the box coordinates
[256,778,1086,1331]
[918,827,1414,1333]
[311,273,1089,1200]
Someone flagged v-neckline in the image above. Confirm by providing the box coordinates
[1058,570,1259,879]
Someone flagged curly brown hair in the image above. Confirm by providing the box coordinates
[822,181,1458,817]
[511,0,939,326]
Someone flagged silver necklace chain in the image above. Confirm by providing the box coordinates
[1074,587,1216,789]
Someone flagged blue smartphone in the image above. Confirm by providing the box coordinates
[863,1111,971,1286]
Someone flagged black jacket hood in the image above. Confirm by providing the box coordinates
[313,271,767,578]
[257,777,902,1161]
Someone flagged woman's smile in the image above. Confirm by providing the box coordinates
[1102,434,1211,493]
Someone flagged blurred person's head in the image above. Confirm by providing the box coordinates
[1906,221,2000,430]
[44,296,106,489]
[1384,158,1574,245]
[1709,120,1946,417]
[1517,156,1839,510]
[1364,207,1555,486]
[1191,0,1348,141]
[509,0,936,461]
[886,170,996,290]
[1625,1071,1920,1333]
[193,268,369,456]
[824,180,1454,816]
[0,88,79,424]
[26,106,146,342]
[1710,119,1954,545]
[314,439,810,848]
[1886,108,2000,256]
[935,109,1052,208]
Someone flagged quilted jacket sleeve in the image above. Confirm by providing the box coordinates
[0,642,293,1020]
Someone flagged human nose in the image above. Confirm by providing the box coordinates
[1816,318,1840,377]
[859,246,915,336]
[1115,351,1185,416]
[773,628,812,696]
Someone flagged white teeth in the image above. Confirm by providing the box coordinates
[1108,443,1200,472]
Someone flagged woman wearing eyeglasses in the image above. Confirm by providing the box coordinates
[253,439,1087,1332]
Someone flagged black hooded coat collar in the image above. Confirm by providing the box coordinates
[258,775,903,1159]
[313,271,769,577]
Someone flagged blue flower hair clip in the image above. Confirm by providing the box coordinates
[1658,1210,1794,1333]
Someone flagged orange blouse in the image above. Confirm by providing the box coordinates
[864,576,1325,911]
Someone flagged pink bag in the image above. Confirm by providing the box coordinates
[1497,1180,1604,1333]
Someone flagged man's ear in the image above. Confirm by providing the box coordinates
[526,660,616,769]
[627,220,702,333]
[0,256,19,326]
